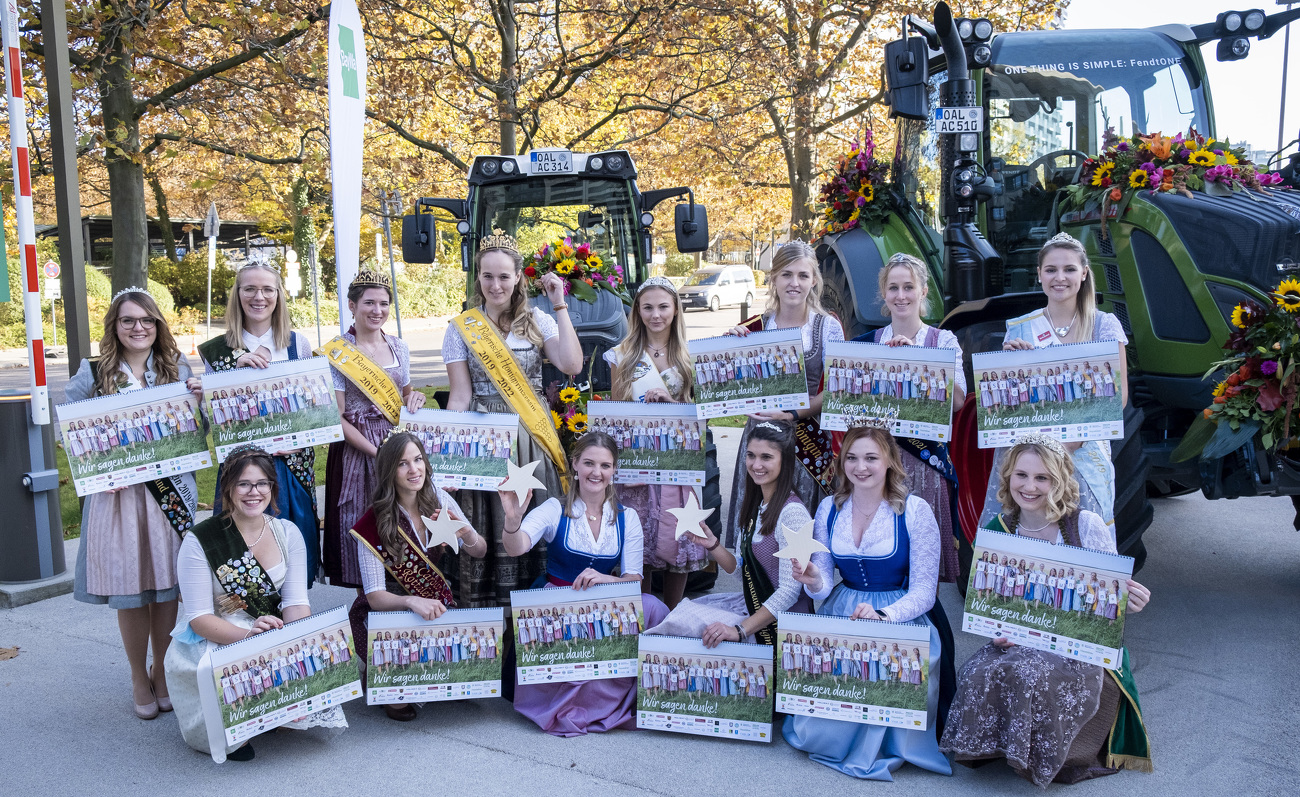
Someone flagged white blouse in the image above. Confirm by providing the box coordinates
[357,487,466,595]
[442,307,559,363]
[805,495,939,623]
[177,518,310,624]
[874,322,968,394]
[736,500,814,617]
[520,496,645,577]
[763,312,845,353]
[238,328,312,363]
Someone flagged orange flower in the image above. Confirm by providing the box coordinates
[1202,407,1213,419]
[1109,187,1123,202]
[1214,396,1226,404]
[1141,133,1173,160]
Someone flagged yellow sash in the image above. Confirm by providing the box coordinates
[316,335,404,424]
[453,308,569,489]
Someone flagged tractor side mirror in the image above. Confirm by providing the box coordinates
[401,213,435,264]
[884,36,930,121]
[674,203,710,253]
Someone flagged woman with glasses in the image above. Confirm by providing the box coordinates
[199,262,323,586]
[64,288,204,720]
[165,446,347,761]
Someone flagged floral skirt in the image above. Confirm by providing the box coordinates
[618,483,708,573]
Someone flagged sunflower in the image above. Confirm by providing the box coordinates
[862,184,874,202]
[559,386,581,404]
[1275,277,1300,312]
[1188,150,1216,166]
[556,258,575,275]
[552,410,563,429]
[1128,170,1149,188]
[586,254,603,270]
[1211,381,1226,398]
[566,412,588,434]
[1225,152,1239,166]
[1090,163,1115,186]
[1230,303,1252,328]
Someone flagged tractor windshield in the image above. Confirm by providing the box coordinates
[474,176,644,282]
[981,30,1209,275]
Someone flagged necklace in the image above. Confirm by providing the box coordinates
[241,515,268,548]
[647,342,668,359]
[1046,308,1077,338]
[1017,518,1053,534]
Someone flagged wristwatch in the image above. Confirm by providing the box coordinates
[786,410,799,421]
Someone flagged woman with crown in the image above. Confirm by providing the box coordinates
[782,421,954,780]
[941,434,1152,785]
[979,233,1129,540]
[442,230,582,606]
[323,267,426,588]
[199,262,323,586]
[65,286,204,720]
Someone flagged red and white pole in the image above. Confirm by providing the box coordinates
[1,1,49,424]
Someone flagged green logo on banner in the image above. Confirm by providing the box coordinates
[338,25,360,99]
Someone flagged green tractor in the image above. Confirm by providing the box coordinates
[817,3,1300,570]
[400,149,725,581]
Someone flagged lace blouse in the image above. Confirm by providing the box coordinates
[805,495,939,623]
[737,500,814,616]
[442,307,560,363]
[763,312,845,352]
[874,322,969,393]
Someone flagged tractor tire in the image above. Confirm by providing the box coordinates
[820,252,869,340]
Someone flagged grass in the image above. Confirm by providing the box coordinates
[637,685,774,724]
[775,670,928,713]
[978,395,1123,431]
[212,405,342,448]
[516,633,642,668]
[963,586,1125,649]
[367,656,502,689]
[66,429,209,480]
[424,453,511,478]
[618,447,707,472]
[696,372,808,407]
[219,661,359,728]
[825,390,954,427]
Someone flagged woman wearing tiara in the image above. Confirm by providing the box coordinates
[443,231,582,606]
[606,276,709,608]
[868,252,967,583]
[65,287,204,720]
[783,423,953,780]
[724,241,843,551]
[982,233,1129,540]
[324,268,426,588]
[941,434,1152,785]
[200,262,323,586]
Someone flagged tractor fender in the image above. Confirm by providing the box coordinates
[815,227,889,331]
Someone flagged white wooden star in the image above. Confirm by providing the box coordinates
[772,520,829,567]
[421,508,470,553]
[667,490,716,540]
[497,459,547,507]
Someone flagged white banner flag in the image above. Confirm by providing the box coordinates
[328,0,366,332]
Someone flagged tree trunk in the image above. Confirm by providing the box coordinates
[98,29,148,292]
[148,174,178,262]
[789,94,816,236]
[497,0,518,154]
[291,176,317,267]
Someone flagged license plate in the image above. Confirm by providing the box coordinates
[934,107,984,134]
[530,150,573,174]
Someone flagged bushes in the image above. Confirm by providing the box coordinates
[148,252,236,309]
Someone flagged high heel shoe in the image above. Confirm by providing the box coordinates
[149,665,173,713]
[134,689,159,720]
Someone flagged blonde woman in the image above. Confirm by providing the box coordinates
[942,434,1152,785]
[443,233,581,606]
[65,288,203,720]
[725,241,844,547]
[605,276,708,608]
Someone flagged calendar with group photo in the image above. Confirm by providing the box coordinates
[400,408,519,490]
[774,612,931,731]
[56,382,211,496]
[821,341,959,442]
[971,341,1124,448]
[202,357,342,461]
[509,582,645,685]
[635,635,775,743]
[196,605,362,762]
[688,328,810,418]
[365,609,504,705]
[586,401,707,486]
[963,528,1133,669]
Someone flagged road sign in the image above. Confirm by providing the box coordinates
[203,202,220,239]
[44,280,60,300]
[43,260,59,279]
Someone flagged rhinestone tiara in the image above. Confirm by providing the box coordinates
[112,286,152,303]
[1011,432,1067,458]
[350,267,392,290]
[637,276,676,295]
[478,228,518,254]
[1045,232,1081,248]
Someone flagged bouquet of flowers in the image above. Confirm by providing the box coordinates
[546,372,606,454]
[527,237,630,305]
[812,132,895,239]
[1175,278,1300,460]
[1065,129,1283,235]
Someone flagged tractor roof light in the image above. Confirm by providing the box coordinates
[973,19,993,41]
[501,159,516,174]
[1217,35,1251,61]
[957,18,974,41]
[640,212,654,227]
[607,153,626,172]
[480,159,499,176]
[589,156,605,171]
[1218,11,1243,33]
[1244,9,1265,31]
[972,44,992,66]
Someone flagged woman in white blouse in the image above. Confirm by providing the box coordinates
[165,446,345,761]
[783,424,953,780]
[501,432,669,736]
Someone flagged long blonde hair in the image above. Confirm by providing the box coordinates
[764,241,826,319]
[610,284,694,401]
[995,440,1081,527]
[832,426,909,515]
[95,291,182,397]
[472,247,543,347]
[225,264,292,351]
[1038,237,1097,341]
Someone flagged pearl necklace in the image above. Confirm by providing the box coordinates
[240,515,269,548]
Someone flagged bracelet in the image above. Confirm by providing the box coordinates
[734,624,745,641]
[705,537,721,552]
[552,303,568,311]
[787,409,799,421]
[504,524,522,534]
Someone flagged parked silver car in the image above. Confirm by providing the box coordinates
[677,265,755,311]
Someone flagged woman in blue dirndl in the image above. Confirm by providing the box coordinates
[785,423,954,780]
